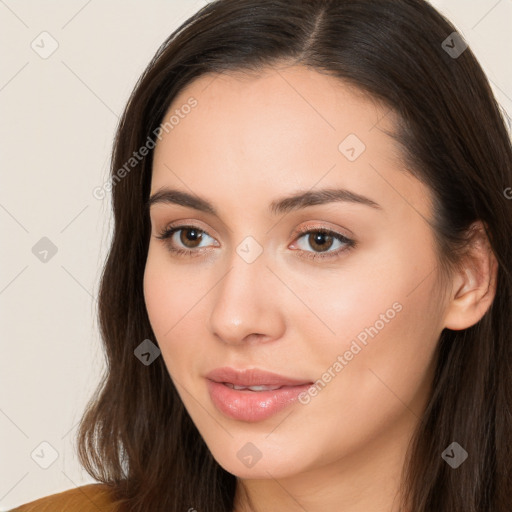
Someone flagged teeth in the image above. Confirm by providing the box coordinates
[225,383,283,391]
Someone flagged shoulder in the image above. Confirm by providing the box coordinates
[10,483,118,512]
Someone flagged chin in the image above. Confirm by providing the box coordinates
[205,436,314,479]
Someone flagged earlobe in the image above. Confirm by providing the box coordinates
[443,222,498,331]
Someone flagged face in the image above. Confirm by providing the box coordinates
[143,65,447,481]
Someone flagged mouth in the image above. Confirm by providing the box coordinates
[205,367,314,422]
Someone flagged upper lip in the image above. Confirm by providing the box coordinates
[206,367,313,387]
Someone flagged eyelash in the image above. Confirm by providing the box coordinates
[155,224,356,262]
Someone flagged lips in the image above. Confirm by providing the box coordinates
[205,366,312,387]
[205,367,315,422]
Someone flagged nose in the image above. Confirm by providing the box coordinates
[208,251,286,346]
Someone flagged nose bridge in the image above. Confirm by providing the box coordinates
[208,236,284,345]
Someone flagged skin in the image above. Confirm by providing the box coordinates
[143,64,497,512]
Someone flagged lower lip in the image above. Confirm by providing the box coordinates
[206,379,312,422]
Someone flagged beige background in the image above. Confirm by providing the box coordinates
[1,0,511,509]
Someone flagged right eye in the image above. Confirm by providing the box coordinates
[156,225,218,257]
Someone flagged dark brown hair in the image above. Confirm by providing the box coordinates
[77,0,512,510]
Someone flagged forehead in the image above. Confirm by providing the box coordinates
[149,65,426,219]
[154,65,397,161]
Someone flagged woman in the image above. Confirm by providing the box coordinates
[12,0,512,510]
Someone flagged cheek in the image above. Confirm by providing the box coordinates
[143,243,196,324]
[289,262,440,458]
[143,246,211,379]
[304,231,442,389]
[143,252,172,331]
[143,248,190,350]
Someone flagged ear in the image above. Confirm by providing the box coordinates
[443,220,498,331]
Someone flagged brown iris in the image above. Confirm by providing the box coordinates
[306,231,334,252]
[179,228,204,248]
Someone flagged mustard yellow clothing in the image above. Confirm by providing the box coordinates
[10,483,117,511]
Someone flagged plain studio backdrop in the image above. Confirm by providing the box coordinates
[0,0,511,509]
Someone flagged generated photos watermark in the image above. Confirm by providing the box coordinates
[298,301,403,404]
[92,96,198,200]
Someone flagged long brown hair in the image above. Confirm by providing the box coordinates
[77,1,512,510]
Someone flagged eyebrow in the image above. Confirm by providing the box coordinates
[146,187,382,216]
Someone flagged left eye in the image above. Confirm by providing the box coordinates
[293,229,353,254]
